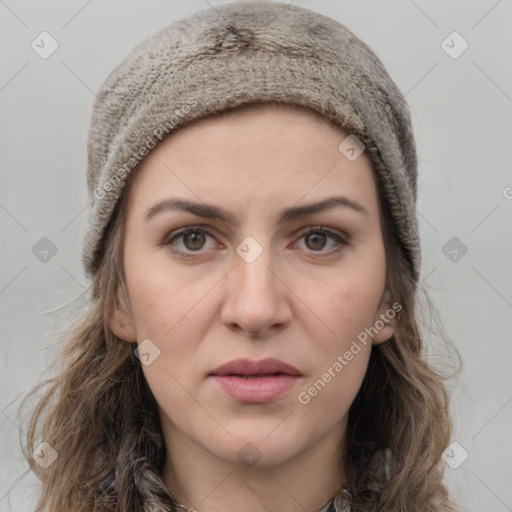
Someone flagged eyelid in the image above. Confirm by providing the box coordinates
[162,224,221,247]
[292,226,349,258]
[162,224,350,258]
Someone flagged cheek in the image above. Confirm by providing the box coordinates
[306,270,384,344]
[298,349,370,413]
[124,250,213,341]
[294,261,383,406]
[294,313,371,436]
[124,256,217,392]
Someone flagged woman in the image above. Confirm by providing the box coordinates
[23,2,466,511]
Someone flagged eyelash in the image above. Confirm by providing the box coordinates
[162,225,349,260]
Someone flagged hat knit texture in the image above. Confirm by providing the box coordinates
[83,0,420,284]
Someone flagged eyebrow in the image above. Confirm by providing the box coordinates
[145,195,369,226]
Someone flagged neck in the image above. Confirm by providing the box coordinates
[161,420,347,512]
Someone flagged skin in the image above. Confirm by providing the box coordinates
[109,104,396,512]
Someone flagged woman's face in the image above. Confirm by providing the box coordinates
[109,104,396,469]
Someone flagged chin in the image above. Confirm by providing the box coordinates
[203,421,310,468]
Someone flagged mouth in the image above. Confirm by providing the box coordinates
[210,357,302,378]
[209,358,302,403]
[227,373,289,379]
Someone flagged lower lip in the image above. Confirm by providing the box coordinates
[211,374,301,403]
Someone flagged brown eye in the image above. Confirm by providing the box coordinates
[164,227,217,258]
[295,227,348,258]
[163,225,348,260]
[304,231,328,251]
[182,230,206,251]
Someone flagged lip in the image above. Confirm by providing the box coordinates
[211,358,302,377]
[209,358,303,403]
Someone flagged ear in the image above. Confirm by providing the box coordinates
[371,289,397,345]
[108,286,137,343]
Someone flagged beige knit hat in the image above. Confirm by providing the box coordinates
[83,0,420,285]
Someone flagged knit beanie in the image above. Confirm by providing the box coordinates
[82,0,420,286]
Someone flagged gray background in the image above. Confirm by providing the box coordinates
[1,1,511,511]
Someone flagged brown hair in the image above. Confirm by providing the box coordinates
[19,102,466,512]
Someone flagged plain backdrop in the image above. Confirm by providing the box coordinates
[1,1,511,511]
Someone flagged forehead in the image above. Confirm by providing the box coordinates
[124,102,379,219]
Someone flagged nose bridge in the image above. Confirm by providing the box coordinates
[234,234,277,295]
[222,233,291,335]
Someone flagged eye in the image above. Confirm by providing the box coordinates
[162,225,349,259]
[163,226,219,258]
[292,226,349,258]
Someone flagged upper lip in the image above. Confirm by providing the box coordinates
[210,358,302,376]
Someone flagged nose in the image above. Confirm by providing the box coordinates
[220,243,292,337]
